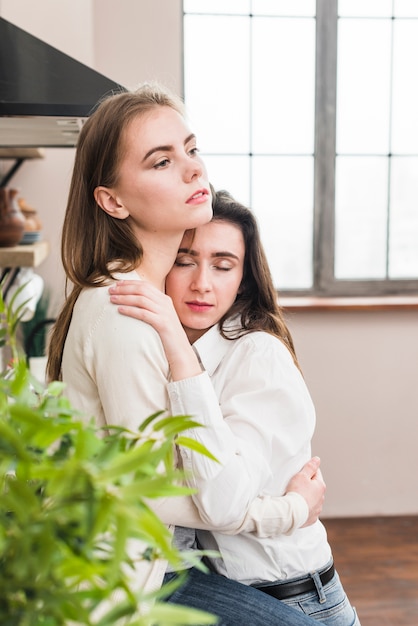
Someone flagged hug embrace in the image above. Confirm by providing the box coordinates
[48,82,360,625]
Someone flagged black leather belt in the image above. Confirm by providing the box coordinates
[254,563,335,600]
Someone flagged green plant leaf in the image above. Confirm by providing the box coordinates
[0,286,219,626]
[175,436,219,463]
[144,602,218,625]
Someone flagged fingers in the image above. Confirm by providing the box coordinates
[284,457,326,529]
[109,280,165,310]
[110,279,143,288]
[109,281,181,336]
[300,456,321,479]
[315,467,326,487]
[109,280,154,297]
[110,293,149,307]
[116,304,148,321]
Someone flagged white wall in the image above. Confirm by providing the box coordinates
[1,1,417,518]
[1,0,94,62]
[92,0,182,92]
[287,309,418,518]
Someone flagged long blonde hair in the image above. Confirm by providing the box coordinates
[47,83,186,382]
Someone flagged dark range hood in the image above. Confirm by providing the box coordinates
[0,17,126,148]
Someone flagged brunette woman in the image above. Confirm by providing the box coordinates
[110,190,360,625]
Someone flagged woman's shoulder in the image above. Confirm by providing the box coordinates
[234,328,289,351]
[75,270,139,308]
[226,329,296,368]
[73,277,161,344]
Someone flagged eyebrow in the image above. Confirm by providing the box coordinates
[177,247,240,261]
[143,133,196,162]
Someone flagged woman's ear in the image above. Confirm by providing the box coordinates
[94,186,129,220]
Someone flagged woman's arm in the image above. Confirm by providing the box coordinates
[109,281,325,529]
[109,281,274,523]
[150,456,324,536]
[170,333,318,526]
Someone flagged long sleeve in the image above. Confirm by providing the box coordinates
[167,371,272,526]
[167,328,316,528]
[63,281,308,538]
[149,491,308,537]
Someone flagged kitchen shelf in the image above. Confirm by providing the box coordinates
[0,240,49,268]
[0,148,45,159]
[0,148,45,187]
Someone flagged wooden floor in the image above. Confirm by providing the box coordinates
[324,516,418,626]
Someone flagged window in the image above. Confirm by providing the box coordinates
[183,0,418,296]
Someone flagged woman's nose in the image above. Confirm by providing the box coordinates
[184,156,203,182]
[191,267,211,292]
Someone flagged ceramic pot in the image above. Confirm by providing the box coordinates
[18,197,42,232]
[0,187,25,247]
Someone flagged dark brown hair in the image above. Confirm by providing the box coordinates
[213,189,301,371]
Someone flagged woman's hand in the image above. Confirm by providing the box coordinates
[285,457,326,527]
[109,280,202,381]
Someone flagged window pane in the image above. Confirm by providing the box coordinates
[203,155,250,206]
[184,2,418,294]
[252,0,315,16]
[335,157,388,279]
[394,0,418,17]
[184,15,250,153]
[184,0,315,16]
[389,157,418,278]
[337,19,391,154]
[183,0,250,14]
[338,0,392,17]
[252,156,313,289]
[252,17,315,154]
[391,20,418,153]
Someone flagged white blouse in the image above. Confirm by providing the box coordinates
[62,279,310,596]
[167,322,332,584]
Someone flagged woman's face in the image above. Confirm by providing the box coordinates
[165,220,245,343]
[110,105,212,236]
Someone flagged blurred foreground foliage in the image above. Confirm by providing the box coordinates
[0,283,217,625]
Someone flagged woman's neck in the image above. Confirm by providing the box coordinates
[135,232,182,291]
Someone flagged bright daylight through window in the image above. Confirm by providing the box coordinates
[183,0,418,297]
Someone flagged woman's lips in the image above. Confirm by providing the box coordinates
[186,301,213,312]
[186,188,209,205]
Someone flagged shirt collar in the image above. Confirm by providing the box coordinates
[193,317,241,376]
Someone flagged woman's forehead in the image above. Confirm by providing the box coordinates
[181,220,244,253]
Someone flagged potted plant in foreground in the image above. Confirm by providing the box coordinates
[0,286,217,626]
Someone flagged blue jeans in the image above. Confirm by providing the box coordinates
[257,566,360,626]
[163,567,319,626]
